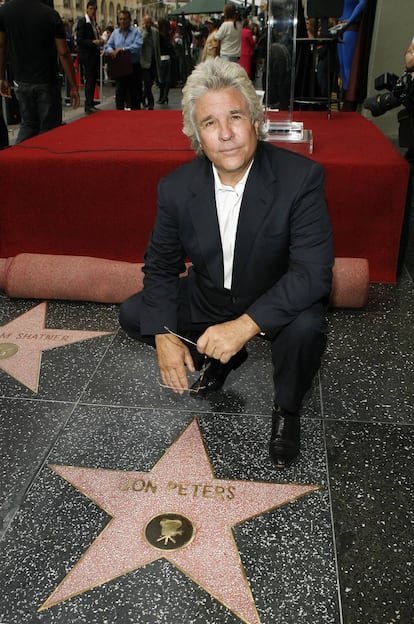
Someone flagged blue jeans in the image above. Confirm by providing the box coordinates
[14,82,62,144]
[220,55,240,63]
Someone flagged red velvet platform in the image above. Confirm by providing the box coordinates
[0,110,409,282]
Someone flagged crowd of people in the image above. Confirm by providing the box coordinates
[0,0,268,148]
[0,0,376,147]
[96,3,264,109]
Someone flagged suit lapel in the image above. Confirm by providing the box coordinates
[187,160,224,286]
[232,145,276,290]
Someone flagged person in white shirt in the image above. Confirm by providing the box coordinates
[214,3,242,62]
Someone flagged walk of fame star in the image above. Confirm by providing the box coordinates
[40,419,319,623]
[0,302,113,392]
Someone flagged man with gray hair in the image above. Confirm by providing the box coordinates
[120,58,334,470]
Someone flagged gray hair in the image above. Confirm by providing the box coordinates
[182,58,266,156]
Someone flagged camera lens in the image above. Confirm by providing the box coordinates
[363,92,401,117]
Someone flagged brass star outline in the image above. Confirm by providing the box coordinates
[40,419,319,623]
[0,302,113,392]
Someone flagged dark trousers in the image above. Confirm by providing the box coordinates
[141,63,156,107]
[158,59,171,102]
[81,53,100,111]
[0,107,8,148]
[119,278,328,414]
[115,63,142,110]
[14,82,62,144]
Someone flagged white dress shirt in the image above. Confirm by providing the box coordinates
[212,162,253,289]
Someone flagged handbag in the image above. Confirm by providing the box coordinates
[106,50,133,79]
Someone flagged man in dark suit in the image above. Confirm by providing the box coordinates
[119,58,334,469]
[76,0,102,114]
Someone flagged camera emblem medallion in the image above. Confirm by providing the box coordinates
[144,513,195,551]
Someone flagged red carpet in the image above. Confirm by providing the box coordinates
[0,110,409,282]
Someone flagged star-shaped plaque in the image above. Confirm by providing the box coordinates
[40,419,319,623]
[0,302,112,392]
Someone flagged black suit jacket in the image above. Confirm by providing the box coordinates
[140,141,334,339]
[76,16,100,66]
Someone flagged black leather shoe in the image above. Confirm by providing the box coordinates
[190,347,248,397]
[269,406,300,469]
[85,106,100,114]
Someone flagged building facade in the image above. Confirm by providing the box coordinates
[55,0,171,28]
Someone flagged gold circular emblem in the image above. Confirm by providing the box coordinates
[144,513,195,552]
[0,343,19,359]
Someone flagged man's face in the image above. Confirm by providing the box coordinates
[86,5,97,19]
[143,16,152,30]
[194,88,258,186]
[119,13,131,30]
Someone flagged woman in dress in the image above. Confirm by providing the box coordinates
[336,0,366,92]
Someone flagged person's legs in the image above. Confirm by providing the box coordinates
[119,291,155,344]
[270,302,328,414]
[163,59,171,103]
[36,84,62,133]
[119,278,206,367]
[14,83,40,143]
[157,83,165,104]
[83,56,99,111]
[158,60,166,103]
[141,68,150,107]
[0,106,8,148]
[269,302,328,468]
[115,76,127,109]
[120,284,248,393]
[338,30,358,92]
[128,64,142,109]
[141,66,155,108]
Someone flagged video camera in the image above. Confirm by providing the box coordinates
[363,71,414,117]
[364,71,414,149]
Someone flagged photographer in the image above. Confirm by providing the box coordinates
[403,39,414,165]
[364,39,414,152]
[363,40,414,275]
[405,38,414,75]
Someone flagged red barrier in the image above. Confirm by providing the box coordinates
[73,55,82,87]
[73,55,99,100]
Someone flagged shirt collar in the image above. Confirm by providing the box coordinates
[212,160,254,195]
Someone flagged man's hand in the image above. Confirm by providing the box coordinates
[155,333,196,394]
[69,87,80,109]
[0,79,11,98]
[196,314,260,363]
